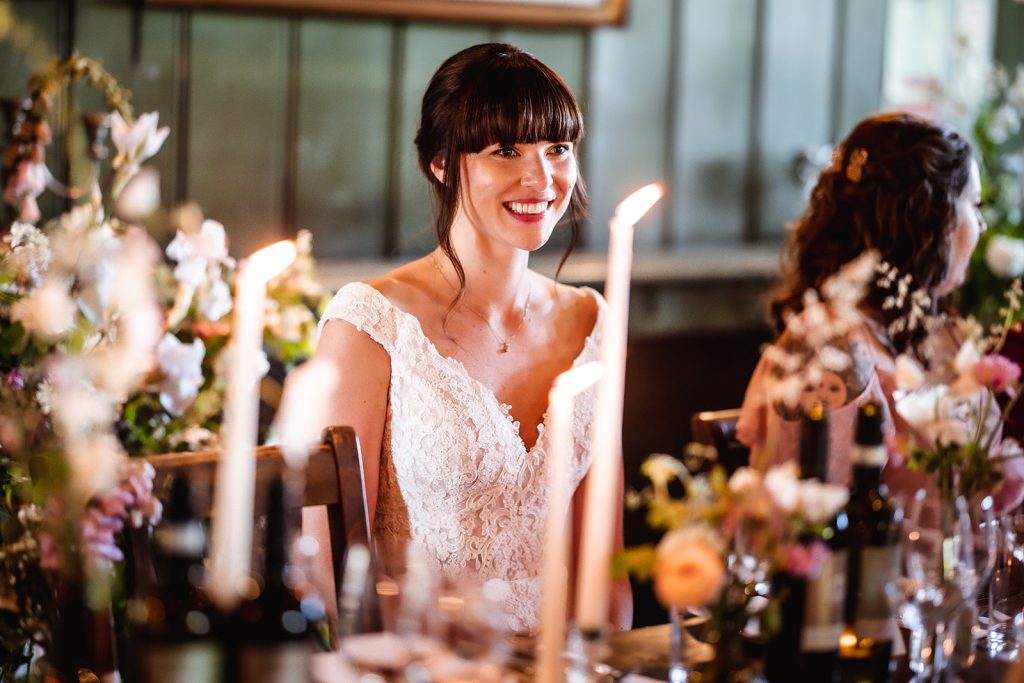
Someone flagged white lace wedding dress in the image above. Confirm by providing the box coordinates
[318,282,604,634]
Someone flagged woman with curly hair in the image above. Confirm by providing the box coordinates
[737,112,987,491]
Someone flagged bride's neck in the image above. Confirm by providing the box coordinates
[439,233,531,312]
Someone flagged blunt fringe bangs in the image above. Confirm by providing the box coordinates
[453,58,584,155]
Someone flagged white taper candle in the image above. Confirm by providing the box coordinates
[575,184,663,631]
[208,239,296,611]
[538,362,605,683]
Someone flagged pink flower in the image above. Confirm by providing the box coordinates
[3,161,47,225]
[974,354,1022,393]
[654,529,727,609]
[783,541,830,578]
[37,533,60,571]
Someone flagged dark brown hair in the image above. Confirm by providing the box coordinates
[770,112,973,354]
[414,42,588,297]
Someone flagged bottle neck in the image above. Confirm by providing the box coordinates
[850,460,883,495]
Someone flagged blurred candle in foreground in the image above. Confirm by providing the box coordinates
[274,357,340,469]
[575,183,664,632]
[538,361,604,683]
[208,239,296,611]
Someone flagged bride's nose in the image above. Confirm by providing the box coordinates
[520,154,553,189]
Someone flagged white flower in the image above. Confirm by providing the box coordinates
[950,340,983,397]
[895,355,926,391]
[111,111,170,170]
[115,166,161,222]
[156,333,206,416]
[797,479,849,524]
[213,342,270,391]
[642,454,688,491]
[1007,64,1024,110]
[985,235,1024,279]
[168,425,219,451]
[3,222,51,280]
[895,386,972,447]
[267,303,314,343]
[727,467,761,494]
[12,279,76,340]
[764,463,801,512]
[198,278,233,321]
[166,219,232,288]
[989,104,1021,144]
[35,381,52,415]
[48,360,117,438]
[66,433,124,501]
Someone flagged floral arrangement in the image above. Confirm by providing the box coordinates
[0,55,167,677]
[0,53,329,678]
[617,453,849,675]
[118,219,329,455]
[892,279,1024,509]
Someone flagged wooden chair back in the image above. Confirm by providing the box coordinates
[145,425,373,617]
[690,408,749,474]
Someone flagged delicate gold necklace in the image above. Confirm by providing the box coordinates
[430,252,531,354]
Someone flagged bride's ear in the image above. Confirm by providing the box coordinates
[430,155,445,183]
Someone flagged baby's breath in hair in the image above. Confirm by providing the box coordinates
[876,261,932,339]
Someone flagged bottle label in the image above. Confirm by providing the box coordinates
[854,546,900,641]
[142,642,223,683]
[801,549,847,652]
[240,643,312,683]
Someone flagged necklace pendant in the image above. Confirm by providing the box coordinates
[499,342,510,353]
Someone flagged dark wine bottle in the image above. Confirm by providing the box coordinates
[236,474,313,683]
[839,401,901,683]
[132,477,224,683]
[766,402,847,683]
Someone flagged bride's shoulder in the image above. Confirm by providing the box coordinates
[538,276,600,333]
[364,259,438,315]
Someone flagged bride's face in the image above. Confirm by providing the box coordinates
[453,140,577,252]
[935,159,985,297]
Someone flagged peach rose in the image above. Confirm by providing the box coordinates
[653,529,726,609]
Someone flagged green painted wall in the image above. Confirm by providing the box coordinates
[996,0,1024,68]
[2,0,887,259]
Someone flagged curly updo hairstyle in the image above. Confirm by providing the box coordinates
[414,42,588,295]
[770,112,973,355]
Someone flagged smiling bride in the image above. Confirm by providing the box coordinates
[304,42,632,636]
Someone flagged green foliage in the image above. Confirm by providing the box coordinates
[959,65,1024,326]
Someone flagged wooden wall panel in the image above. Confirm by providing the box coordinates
[586,0,672,251]
[2,1,60,95]
[394,24,489,256]
[187,13,290,257]
[74,0,182,212]
[12,0,895,259]
[754,0,837,239]
[672,0,757,244]
[833,0,886,140]
[296,18,392,259]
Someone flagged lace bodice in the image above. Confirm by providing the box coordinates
[318,282,603,634]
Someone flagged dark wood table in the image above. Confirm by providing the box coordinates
[603,624,1016,682]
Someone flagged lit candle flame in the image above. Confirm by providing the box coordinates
[550,361,604,400]
[613,182,664,227]
[247,240,297,284]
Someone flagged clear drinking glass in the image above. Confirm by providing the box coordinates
[886,491,980,681]
[988,512,1024,660]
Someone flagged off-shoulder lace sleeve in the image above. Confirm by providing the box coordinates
[317,282,400,354]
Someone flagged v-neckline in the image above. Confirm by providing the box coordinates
[356,282,603,455]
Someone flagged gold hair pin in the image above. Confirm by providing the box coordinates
[846,148,868,183]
